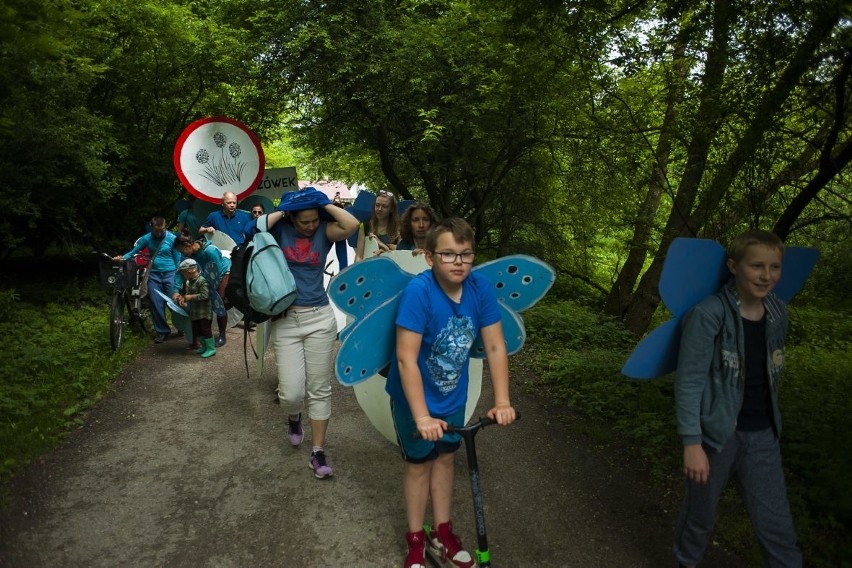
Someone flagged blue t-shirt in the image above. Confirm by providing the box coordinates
[274,221,332,307]
[202,210,253,245]
[123,231,180,273]
[385,270,501,415]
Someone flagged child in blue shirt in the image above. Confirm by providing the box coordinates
[385,217,517,568]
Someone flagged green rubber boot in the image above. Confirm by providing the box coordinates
[200,337,217,358]
[196,338,206,354]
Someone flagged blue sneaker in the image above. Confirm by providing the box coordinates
[288,414,303,447]
[309,450,333,479]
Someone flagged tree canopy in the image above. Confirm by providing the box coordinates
[1,0,849,333]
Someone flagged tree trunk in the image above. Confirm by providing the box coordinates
[605,29,688,318]
[774,51,852,239]
[622,0,734,335]
[623,3,844,336]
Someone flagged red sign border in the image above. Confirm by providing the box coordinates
[173,116,266,204]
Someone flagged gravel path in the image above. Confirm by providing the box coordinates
[0,327,740,567]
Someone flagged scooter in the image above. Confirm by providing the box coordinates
[425,411,521,568]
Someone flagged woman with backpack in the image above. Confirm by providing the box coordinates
[264,187,359,479]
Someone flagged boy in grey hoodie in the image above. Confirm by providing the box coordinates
[674,229,802,568]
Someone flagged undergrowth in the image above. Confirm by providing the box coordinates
[520,299,852,567]
[0,277,149,489]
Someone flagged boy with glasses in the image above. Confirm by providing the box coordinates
[385,217,517,568]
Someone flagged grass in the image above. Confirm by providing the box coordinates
[0,276,150,491]
[517,299,852,567]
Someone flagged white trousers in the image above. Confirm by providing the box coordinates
[270,304,337,420]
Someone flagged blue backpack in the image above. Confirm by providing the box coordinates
[224,215,297,377]
[246,230,297,316]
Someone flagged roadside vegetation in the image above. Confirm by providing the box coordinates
[0,264,149,492]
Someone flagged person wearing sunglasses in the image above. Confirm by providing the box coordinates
[355,190,401,261]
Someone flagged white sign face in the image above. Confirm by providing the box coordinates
[253,167,299,202]
[174,116,265,203]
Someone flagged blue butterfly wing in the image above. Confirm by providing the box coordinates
[473,255,556,313]
[470,301,526,358]
[345,191,376,247]
[774,247,820,303]
[328,256,412,320]
[621,318,681,380]
[335,297,400,386]
[398,199,416,216]
[625,241,819,381]
[660,238,728,317]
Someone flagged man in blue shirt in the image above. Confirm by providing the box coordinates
[199,191,252,245]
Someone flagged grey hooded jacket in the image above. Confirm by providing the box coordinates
[675,280,788,451]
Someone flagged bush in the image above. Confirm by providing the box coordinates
[0,280,148,486]
[524,300,635,350]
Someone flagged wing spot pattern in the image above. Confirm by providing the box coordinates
[522,275,532,284]
[507,265,518,274]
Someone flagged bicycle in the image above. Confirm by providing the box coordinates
[97,252,151,351]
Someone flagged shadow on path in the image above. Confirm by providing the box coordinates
[0,327,741,566]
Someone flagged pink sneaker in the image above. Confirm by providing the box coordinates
[405,530,427,568]
[426,521,475,567]
[308,450,333,479]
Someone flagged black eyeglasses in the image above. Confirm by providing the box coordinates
[435,251,475,264]
[252,210,263,216]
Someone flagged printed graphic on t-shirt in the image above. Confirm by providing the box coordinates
[428,315,474,395]
[285,237,319,266]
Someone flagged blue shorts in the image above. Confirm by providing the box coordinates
[391,399,463,464]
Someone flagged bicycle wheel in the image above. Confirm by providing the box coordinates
[110,291,127,351]
[131,296,152,334]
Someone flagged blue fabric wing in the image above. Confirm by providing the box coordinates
[155,290,193,341]
[621,319,681,380]
[335,297,400,386]
[659,238,728,317]
[773,247,820,303]
[470,301,526,358]
[473,255,556,312]
[328,256,412,320]
[622,238,820,381]
[398,199,416,216]
[345,191,376,247]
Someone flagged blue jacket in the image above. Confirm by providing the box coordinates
[675,280,788,451]
[122,231,180,273]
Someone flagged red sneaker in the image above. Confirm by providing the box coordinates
[405,530,427,568]
[426,521,475,567]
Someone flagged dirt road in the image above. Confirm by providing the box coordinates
[0,327,739,567]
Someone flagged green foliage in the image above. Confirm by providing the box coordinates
[787,305,852,349]
[524,300,635,349]
[0,289,20,321]
[521,299,852,566]
[780,345,852,564]
[0,280,147,485]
